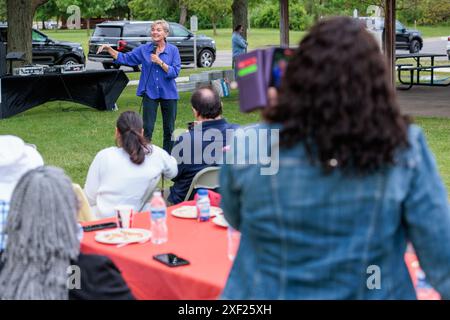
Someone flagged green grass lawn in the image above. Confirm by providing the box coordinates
[414,117,450,190]
[43,28,306,53]
[197,28,306,50]
[406,24,450,38]
[0,85,259,185]
[125,66,232,81]
[0,80,449,193]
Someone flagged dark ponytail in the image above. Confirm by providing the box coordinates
[116,111,151,165]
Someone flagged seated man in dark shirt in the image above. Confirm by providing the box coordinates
[168,86,238,204]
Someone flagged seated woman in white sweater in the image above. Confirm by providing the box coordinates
[84,111,177,218]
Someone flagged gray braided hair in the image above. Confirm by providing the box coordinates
[0,166,80,300]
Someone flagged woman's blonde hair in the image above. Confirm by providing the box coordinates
[151,20,170,35]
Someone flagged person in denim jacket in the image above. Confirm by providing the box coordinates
[220,17,450,299]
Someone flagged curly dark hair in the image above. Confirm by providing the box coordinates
[264,16,410,174]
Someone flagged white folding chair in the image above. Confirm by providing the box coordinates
[184,166,220,202]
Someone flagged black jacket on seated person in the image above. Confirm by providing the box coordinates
[69,254,134,300]
[0,252,134,300]
[169,118,238,204]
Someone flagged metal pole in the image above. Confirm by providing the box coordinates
[385,0,396,88]
[194,32,197,70]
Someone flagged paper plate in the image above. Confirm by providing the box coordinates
[171,206,223,219]
[210,206,223,216]
[95,228,151,245]
[171,206,197,219]
[212,215,229,228]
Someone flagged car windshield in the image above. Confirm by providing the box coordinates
[124,23,150,37]
[396,21,405,31]
[93,26,121,38]
[32,30,47,42]
[170,24,190,37]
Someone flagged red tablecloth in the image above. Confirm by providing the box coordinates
[81,201,440,300]
[405,252,441,300]
[81,201,233,300]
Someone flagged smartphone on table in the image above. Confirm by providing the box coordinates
[153,253,190,267]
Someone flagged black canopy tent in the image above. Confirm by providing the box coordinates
[278,0,397,86]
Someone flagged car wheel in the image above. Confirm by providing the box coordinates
[197,49,214,68]
[409,40,421,53]
[61,57,80,66]
[132,65,141,72]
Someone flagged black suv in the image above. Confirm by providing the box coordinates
[0,23,86,66]
[357,17,423,53]
[88,21,216,69]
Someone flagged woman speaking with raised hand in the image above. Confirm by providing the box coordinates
[97,20,181,153]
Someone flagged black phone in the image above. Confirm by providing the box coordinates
[82,222,117,232]
[153,253,190,267]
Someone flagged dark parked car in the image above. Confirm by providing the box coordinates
[88,21,216,69]
[0,23,86,66]
[357,17,423,53]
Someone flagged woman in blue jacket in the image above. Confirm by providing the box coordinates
[98,20,181,153]
[220,17,450,299]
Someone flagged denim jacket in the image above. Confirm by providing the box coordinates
[220,123,450,299]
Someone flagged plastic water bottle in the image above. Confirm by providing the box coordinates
[196,189,210,222]
[149,191,168,244]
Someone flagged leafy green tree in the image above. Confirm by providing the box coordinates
[0,0,6,21]
[190,0,231,35]
[250,0,312,30]
[128,0,192,25]
[421,0,450,24]
[7,0,49,65]
[35,1,62,29]
[106,0,131,20]
[55,0,114,30]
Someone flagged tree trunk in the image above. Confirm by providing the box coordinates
[179,4,187,25]
[7,0,33,66]
[212,22,217,36]
[280,0,289,47]
[61,15,67,29]
[86,18,90,35]
[6,0,49,66]
[232,0,248,39]
[42,18,46,30]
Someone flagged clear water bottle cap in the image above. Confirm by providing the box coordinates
[153,190,162,197]
[197,189,208,196]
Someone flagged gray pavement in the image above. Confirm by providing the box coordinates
[397,85,450,118]
[86,38,447,71]
[91,38,449,118]
[86,50,232,71]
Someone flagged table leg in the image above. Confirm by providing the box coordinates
[416,57,420,84]
[431,57,435,85]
